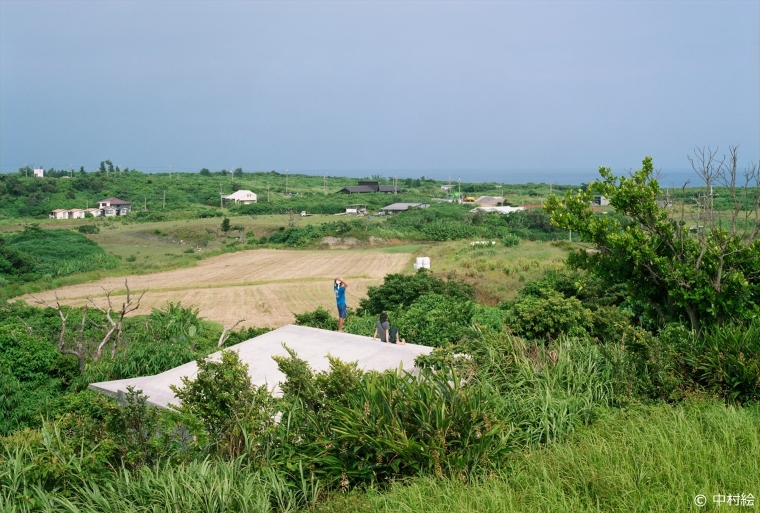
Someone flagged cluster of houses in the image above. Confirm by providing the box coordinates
[50,198,132,220]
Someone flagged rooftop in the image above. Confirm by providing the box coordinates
[380,202,430,211]
[89,325,432,408]
[98,197,131,205]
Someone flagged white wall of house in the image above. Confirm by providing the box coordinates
[69,210,86,219]
[33,168,44,178]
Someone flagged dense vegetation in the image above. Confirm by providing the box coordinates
[0,225,120,285]
[2,156,759,512]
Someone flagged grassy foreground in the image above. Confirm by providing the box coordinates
[320,400,760,513]
[4,400,756,512]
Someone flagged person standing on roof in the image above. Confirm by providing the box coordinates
[334,277,348,332]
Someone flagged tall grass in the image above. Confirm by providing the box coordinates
[320,400,760,512]
[467,331,617,446]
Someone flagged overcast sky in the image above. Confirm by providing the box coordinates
[1,0,758,178]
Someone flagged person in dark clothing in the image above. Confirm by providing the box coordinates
[373,312,405,344]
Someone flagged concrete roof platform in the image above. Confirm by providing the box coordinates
[89,325,433,408]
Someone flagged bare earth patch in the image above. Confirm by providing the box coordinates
[25,249,411,328]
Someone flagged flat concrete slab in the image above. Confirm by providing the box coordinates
[89,325,433,408]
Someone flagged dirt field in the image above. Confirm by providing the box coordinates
[25,249,412,327]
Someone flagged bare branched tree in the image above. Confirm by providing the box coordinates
[282,209,300,228]
[88,280,146,360]
[31,292,87,372]
[218,318,246,347]
[31,291,69,348]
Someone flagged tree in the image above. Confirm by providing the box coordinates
[220,217,231,236]
[282,209,300,228]
[200,168,211,176]
[544,150,760,332]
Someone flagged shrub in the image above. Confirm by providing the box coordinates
[689,321,760,403]
[507,290,593,340]
[396,294,476,347]
[170,350,277,456]
[294,306,338,331]
[359,270,474,316]
[501,233,520,247]
[300,367,509,484]
[76,224,100,234]
[590,305,632,342]
[273,346,363,413]
[614,323,689,402]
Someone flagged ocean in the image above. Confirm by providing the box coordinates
[294,168,703,188]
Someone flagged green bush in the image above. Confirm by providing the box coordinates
[500,233,520,247]
[396,294,476,347]
[612,323,689,403]
[590,305,632,342]
[170,350,277,456]
[359,270,474,316]
[507,290,593,340]
[299,367,510,484]
[76,224,100,234]
[294,306,339,331]
[689,321,760,403]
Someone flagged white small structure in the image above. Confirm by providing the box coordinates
[469,206,525,214]
[345,204,367,215]
[441,185,454,191]
[33,168,44,178]
[222,190,257,205]
[68,209,86,219]
[86,208,102,217]
[50,209,69,219]
[413,256,431,270]
[88,325,432,408]
[592,195,610,206]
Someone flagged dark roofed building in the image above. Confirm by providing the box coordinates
[97,197,132,216]
[338,180,406,194]
[339,185,377,194]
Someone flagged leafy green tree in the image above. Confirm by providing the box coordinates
[220,217,231,236]
[170,350,275,451]
[199,168,211,176]
[359,269,474,316]
[544,152,760,332]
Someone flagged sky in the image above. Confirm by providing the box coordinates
[1,0,758,181]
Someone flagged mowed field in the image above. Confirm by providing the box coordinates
[24,249,412,327]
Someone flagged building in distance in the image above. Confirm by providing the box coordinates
[222,190,257,205]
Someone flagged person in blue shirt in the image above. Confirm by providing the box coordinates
[334,277,349,332]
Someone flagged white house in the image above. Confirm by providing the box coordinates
[33,168,44,178]
[97,198,132,215]
[222,189,257,205]
[68,209,86,219]
[50,209,69,219]
[86,208,102,217]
